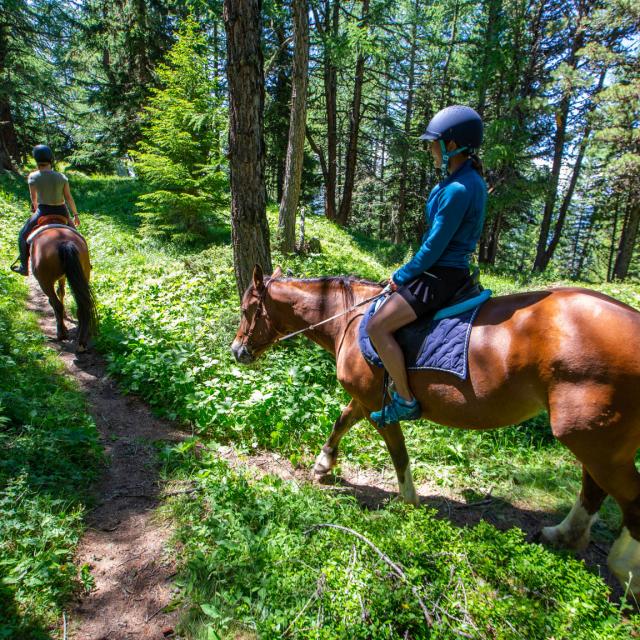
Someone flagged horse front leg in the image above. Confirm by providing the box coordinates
[313,399,364,477]
[369,419,418,506]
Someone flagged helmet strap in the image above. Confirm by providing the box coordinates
[439,140,468,175]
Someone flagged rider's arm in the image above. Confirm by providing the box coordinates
[63,182,80,225]
[28,183,38,212]
[392,183,470,286]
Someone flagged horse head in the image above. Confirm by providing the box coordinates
[231,264,283,364]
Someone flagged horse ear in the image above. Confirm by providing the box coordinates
[253,264,264,291]
[272,265,283,279]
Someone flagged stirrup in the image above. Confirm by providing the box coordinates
[370,392,421,427]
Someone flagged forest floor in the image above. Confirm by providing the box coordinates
[27,278,623,639]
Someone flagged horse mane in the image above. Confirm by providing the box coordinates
[268,275,382,308]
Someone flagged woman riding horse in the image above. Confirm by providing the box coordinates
[367,106,487,426]
[11,144,80,276]
[11,145,96,352]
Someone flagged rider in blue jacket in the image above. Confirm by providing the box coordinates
[368,105,487,426]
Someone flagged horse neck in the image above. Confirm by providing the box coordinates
[268,278,377,355]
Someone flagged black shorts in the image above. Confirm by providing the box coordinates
[397,266,470,317]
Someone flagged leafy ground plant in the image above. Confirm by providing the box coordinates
[163,449,638,639]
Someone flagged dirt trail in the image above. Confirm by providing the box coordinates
[27,284,184,640]
[27,280,620,639]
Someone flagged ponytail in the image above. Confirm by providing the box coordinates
[469,152,484,177]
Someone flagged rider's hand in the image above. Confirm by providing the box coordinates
[389,277,398,292]
[74,214,80,227]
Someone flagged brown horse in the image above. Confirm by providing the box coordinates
[232,265,640,594]
[29,223,97,352]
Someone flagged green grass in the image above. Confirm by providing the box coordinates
[0,176,102,638]
[1,172,639,638]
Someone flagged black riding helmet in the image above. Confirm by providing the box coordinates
[32,144,54,164]
[420,105,483,174]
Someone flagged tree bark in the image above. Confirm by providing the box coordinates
[532,13,585,272]
[323,0,339,221]
[0,23,19,171]
[223,0,272,298]
[278,0,309,252]
[612,200,640,281]
[534,67,606,271]
[394,1,418,244]
[337,0,370,227]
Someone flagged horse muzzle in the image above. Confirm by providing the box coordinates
[231,340,254,364]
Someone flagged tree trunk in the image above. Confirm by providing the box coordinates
[532,16,585,272]
[0,24,19,171]
[534,67,605,271]
[394,1,418,244]
[337,0,370,227]
[478,209,503,265]
[278,0,310,252]
[612,200,640,281]
[323,0,339,221]
[223,0,272,298]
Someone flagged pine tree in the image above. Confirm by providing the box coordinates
[131,18,228,242]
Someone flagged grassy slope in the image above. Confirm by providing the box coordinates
[1,173,639,638]
[0,175,102,638]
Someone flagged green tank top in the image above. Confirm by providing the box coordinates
[28,170,68,205]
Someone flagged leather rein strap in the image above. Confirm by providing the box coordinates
[271,283,391,343]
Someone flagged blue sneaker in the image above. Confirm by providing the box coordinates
[370,392,421,426]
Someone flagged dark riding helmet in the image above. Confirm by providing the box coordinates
[420,105,483,148]
[420,105,483,174]
[32,144,54,164]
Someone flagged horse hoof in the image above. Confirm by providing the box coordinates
[313,448,336,477]
[540,524,589,551]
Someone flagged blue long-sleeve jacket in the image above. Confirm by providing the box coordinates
[393,160,487,286]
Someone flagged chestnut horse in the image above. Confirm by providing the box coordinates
[232,266,640,594]
[29,224,97,352]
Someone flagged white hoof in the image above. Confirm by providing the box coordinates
[313,448,335,476]
[608,527,640,596]
[541,498,596,551]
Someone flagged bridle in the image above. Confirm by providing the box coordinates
[241,278,392,351]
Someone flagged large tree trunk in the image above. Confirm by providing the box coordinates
[278,0,309,252]
[223,0,272,298]
[612,200,640,281]
[337,0,370,227]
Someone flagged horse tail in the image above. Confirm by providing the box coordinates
[58,241,98,339]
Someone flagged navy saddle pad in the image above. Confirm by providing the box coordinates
[358,294,490,380]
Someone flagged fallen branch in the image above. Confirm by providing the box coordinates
[305,523,433,627]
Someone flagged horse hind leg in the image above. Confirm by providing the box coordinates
[314,400,364,477]
[41,281,68,340]
[541,466,606,550]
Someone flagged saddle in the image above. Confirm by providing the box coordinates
[37,214,71,226]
